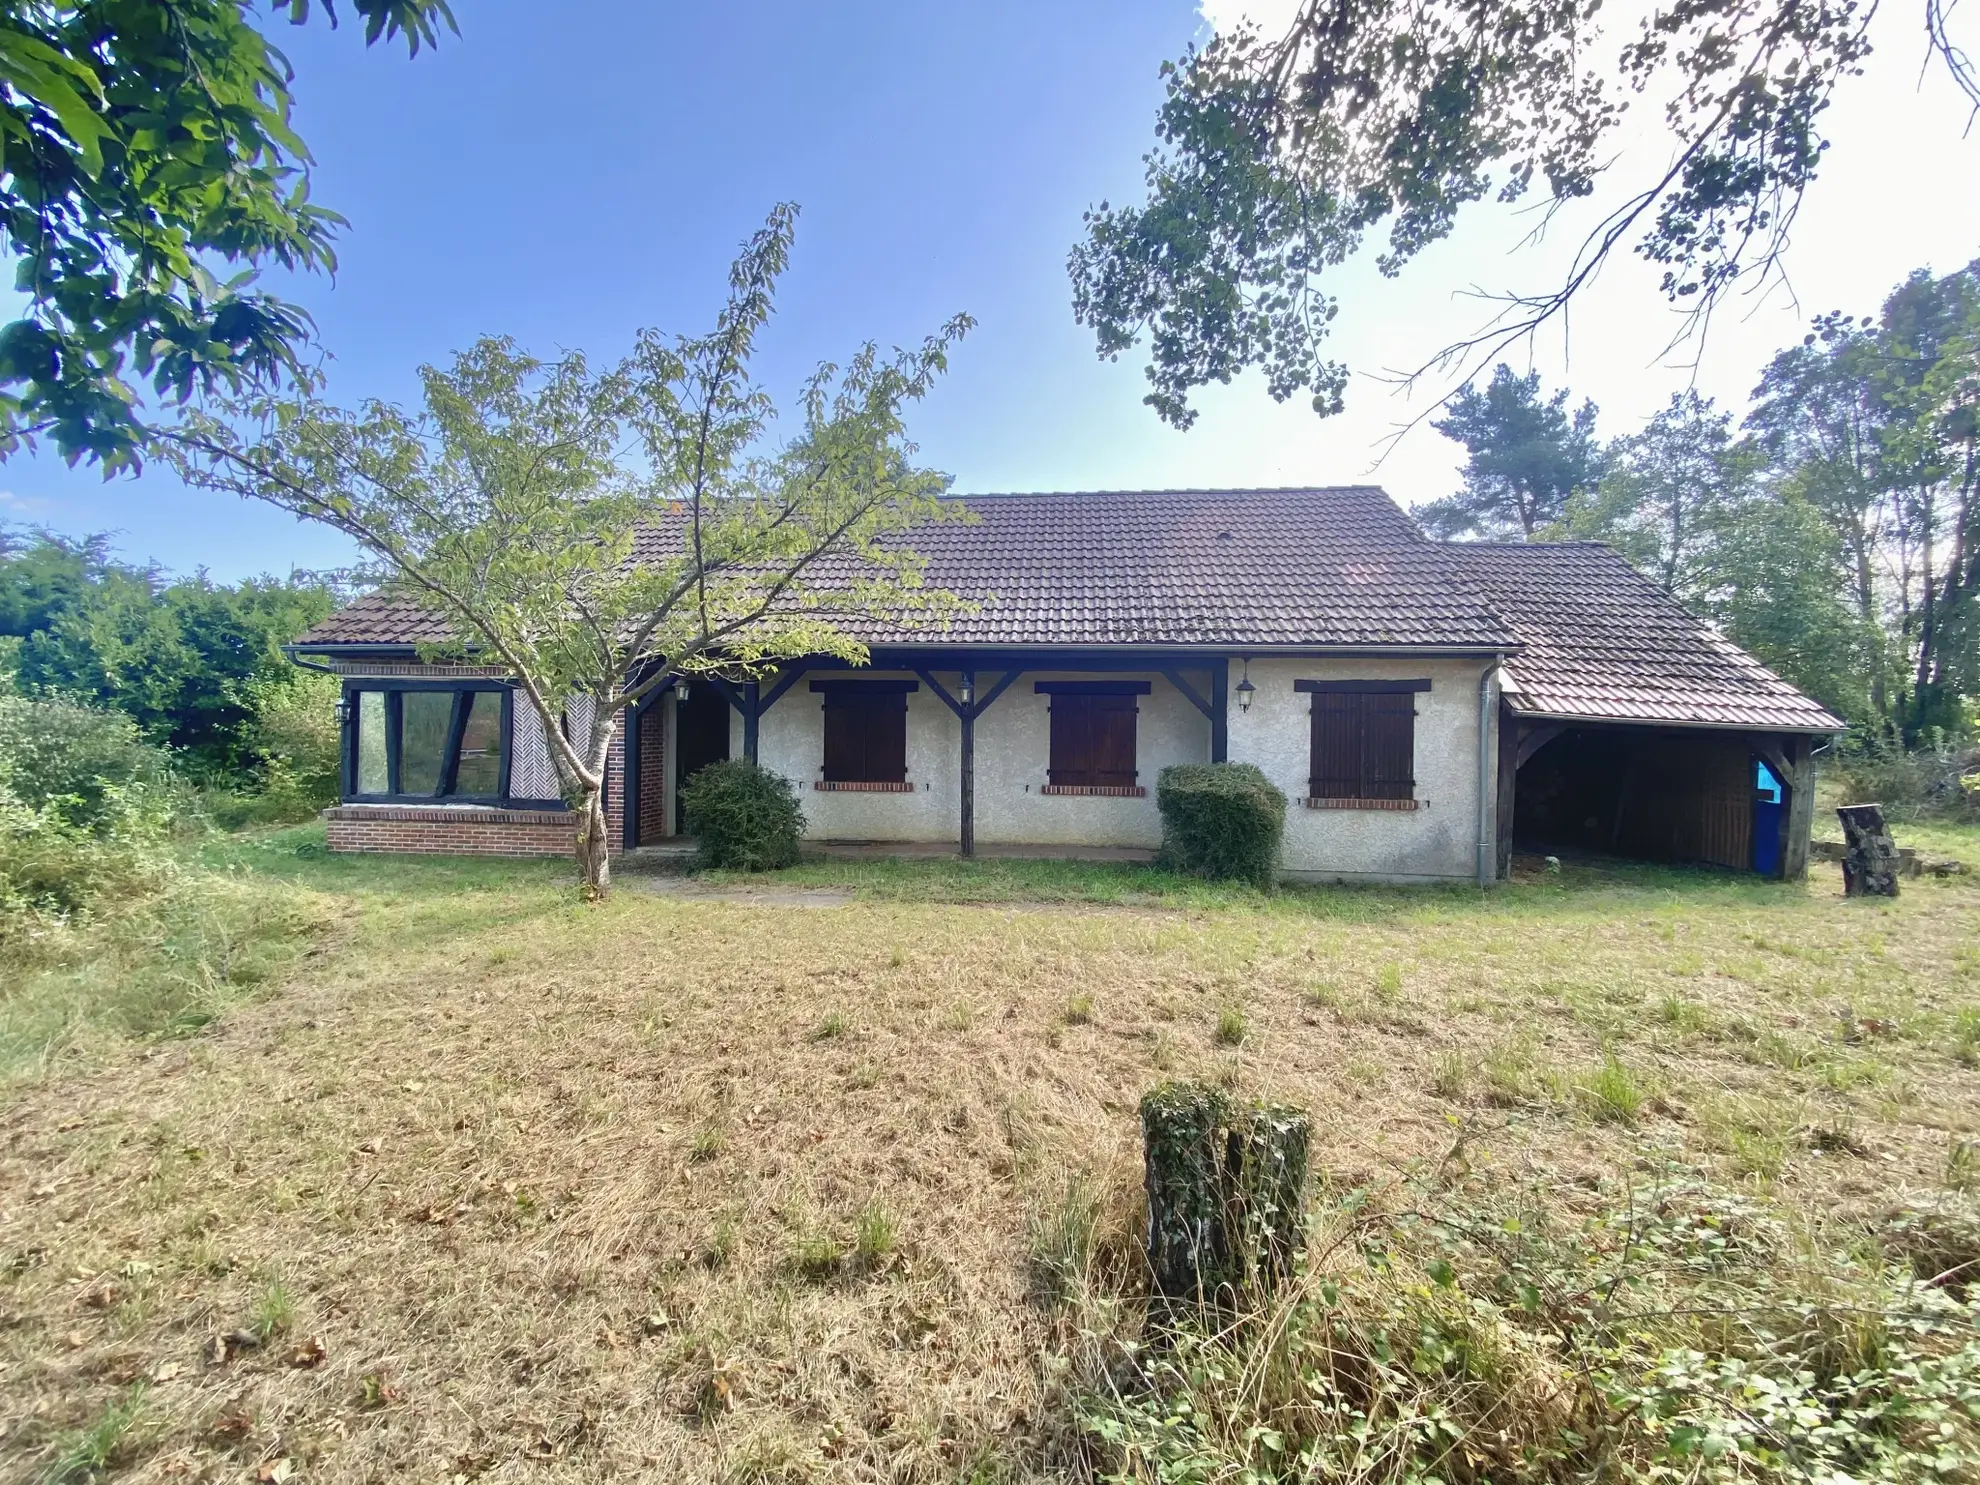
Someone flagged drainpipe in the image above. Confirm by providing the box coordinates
[1476,653,1504,887]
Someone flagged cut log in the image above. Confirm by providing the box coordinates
[1837,804,1901,898]
[1140,1083,1232,1305]
[1140,1082,1310,1309]
[1223,1103,1311,1293]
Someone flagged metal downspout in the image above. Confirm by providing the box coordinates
[1477,654,1504,887]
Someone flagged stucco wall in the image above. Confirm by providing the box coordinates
[754,672,961,842]
[975,671,1208,848]
[1228,656,1497,883]
[750,669,1211,847]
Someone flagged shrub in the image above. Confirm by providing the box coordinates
[1833,735,1980,823]
[680,759,803,871]
[1156,762,1287,887]
[244,669,343,812]
[0,693,176,832]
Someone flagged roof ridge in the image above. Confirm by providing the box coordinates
[949,485,1388,500]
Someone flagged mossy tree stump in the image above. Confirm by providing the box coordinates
[1837,804,1901,898]
[1139,1082,1310,1309]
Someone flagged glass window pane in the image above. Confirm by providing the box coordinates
[400,691,453,796]
[450,691,503,796]
[356,692,388,794]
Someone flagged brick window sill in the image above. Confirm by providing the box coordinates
[1302,796,1420,812]
[813,780,915,792]
[1041,784,1147,798]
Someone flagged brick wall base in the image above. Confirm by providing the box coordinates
[323,717,630,859]
[323,805,595,858]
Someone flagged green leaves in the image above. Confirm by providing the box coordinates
[1073,1,1890,426]
[0,0,451,474]
[163,207,971,897]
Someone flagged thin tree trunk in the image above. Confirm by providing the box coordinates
[576,784,611,901]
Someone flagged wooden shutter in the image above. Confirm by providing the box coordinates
[1308,691,1415,800]
[1308,693,1361,798]
[1362,692,1416,799]
[1048,695,1088,786]
[1049,694,1139,788]
[823,693,907,783]
[1092,695,1137,787]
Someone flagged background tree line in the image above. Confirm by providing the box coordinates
[0,530,346,814]
[1422,260,1980,750]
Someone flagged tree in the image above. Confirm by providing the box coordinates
[0,0,454,473]
[1418,364,1600,540]
[0,528,339,765]
[1747,264,1980,740]
[1070,1,1974,428]
[164,207,974,899]
[1573,391,1759,599]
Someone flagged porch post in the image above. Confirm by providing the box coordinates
[960,669,976,858]
[1781,734,1815,882]
[1210,657,1229,763]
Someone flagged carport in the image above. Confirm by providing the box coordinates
[1449,543,1843,881]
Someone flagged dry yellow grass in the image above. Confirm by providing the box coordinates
[3,844,1979,1482]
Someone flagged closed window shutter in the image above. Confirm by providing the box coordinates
[823,694,907,783]
[1309,693,1361,798]
[1093,696,1137,787]
[1048,696,1086,785]
[1362,693,1415,799]
[1050,694,1139,787]
[1309,691,1415,799]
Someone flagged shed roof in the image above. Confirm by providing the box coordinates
[1445,542,1844,734]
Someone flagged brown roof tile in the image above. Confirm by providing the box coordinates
[294,487,1520,652]
[1446,542,1843,733]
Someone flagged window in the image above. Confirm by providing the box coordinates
[346,686,509,801]
[813,680,912,787]
[1297,679,1427,804]
[1039,681,1148,794]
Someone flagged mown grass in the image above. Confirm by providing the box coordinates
[0,820,1977,1481]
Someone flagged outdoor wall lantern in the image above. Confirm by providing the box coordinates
[676,680,690,703]
[960,675,974,706]
[1235,659,1256,713]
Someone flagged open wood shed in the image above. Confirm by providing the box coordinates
[1451,544,1842,881]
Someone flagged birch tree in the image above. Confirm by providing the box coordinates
[162,206,972,897]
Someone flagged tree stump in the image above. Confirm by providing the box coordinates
[1140,1083,1232,1305]
[1140,1082,1310,1310]
[1837,804,1901,898]
[1224,1102,1311,1293]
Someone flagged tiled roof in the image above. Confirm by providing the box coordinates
[1445,542,1844,733]
[293,487,1521,651]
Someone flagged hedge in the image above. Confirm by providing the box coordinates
[1155,762,1287,888]
[679,759,804,871]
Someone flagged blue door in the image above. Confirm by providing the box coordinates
[1752,759,1784,875]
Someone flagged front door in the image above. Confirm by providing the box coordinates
[674,685,731,830]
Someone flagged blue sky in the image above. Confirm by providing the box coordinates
[5,0,1980,580]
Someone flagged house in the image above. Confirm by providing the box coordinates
[287,486,1843,882]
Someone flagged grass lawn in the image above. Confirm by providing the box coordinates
[4,825,1980,1481]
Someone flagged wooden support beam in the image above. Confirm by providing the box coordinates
[1496,700,1519,879]
[758,666,807,713]
[960,670,976,858]
[1210,658,1229,763]
[1515,722,1566,770]
[1781,734,1815,883]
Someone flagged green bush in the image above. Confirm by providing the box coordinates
[0,695,178,942]
[680,759,804,871]
[0,692,176,832]
[1833,736,1979,823]
[1156,762,1287,887]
